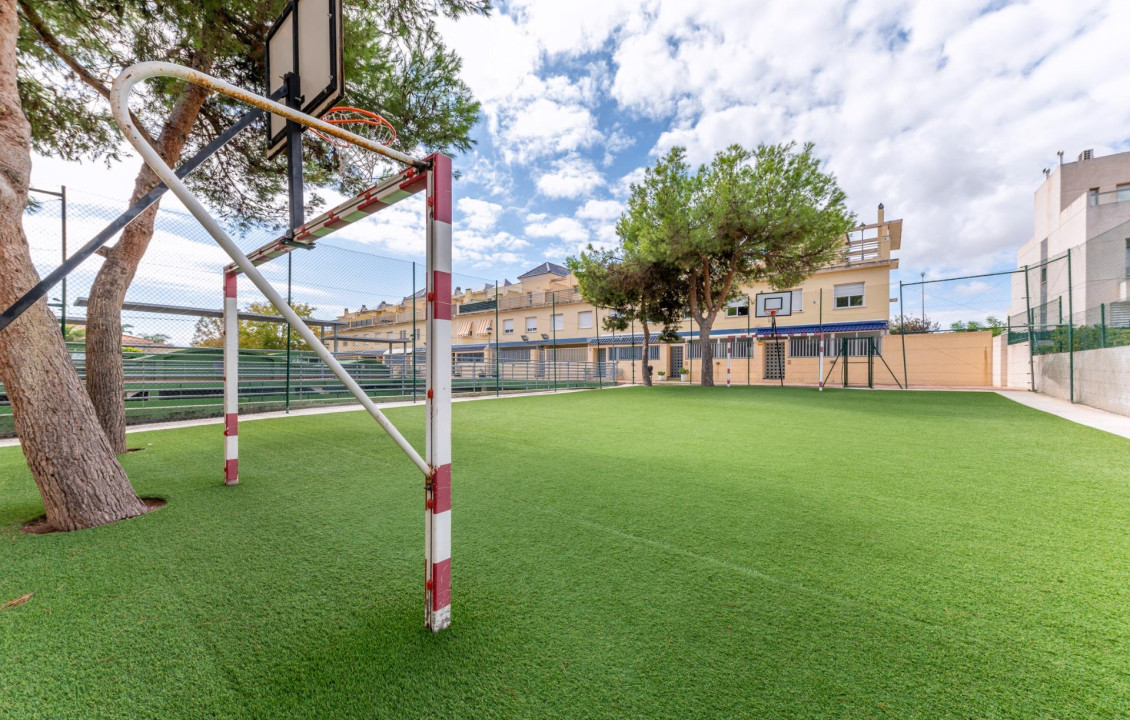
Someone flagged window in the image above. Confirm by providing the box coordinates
[552,314,564,331]
[1125,238,1130,278]
[833,282,864,308]
[604,345,661,361]
[503,318,515,334]
[726,298,750,317]
[687,338,752,359]
[791,289,803,312]
[789,336,821,357]
[399,330,407,339]
[525,316,537,332]
[577,311,593,329]
[1118,183,1130,203]
[1089,187,1100,206]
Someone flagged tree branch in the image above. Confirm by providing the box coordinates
[17,0,155,147]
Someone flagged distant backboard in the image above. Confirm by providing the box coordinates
[265,0,344,158]
[755,291,793,318]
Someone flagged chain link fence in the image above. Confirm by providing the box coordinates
[899,251,1130,415]
[1,188,615,437]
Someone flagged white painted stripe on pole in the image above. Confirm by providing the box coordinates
[432,222,452,272]
[225,435,238,457]
[110,63,429,477]
[223,293,238,415]
[431,510,451,563]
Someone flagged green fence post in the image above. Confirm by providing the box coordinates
[285,252,292,413]
[552,291,558,392]
[495,280,500,398]
[595,306,602,388]
[631,317,636,385]
[899,281,909,389]
[412,261,417,403]
[1101,303,1106,348]
[746,295,751,386]
[1023,264,1035,392]
[867,337,874,389]
[1067,249,1074,403]
[60,185,67,336]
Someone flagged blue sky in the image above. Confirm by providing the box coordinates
[28,0,1130,292]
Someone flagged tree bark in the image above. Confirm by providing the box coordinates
[0,0,145,530]
[85,78,210,452]
[640,319,652,386]
[698,315,715,386]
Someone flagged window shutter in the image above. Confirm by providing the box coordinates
[834,283,864,299]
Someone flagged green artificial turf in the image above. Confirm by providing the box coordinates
[1,387,1128,719]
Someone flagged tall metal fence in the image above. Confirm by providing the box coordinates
[1,187,617,437]
[899,250,1130,411]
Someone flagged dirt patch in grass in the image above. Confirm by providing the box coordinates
[21,497,166,535]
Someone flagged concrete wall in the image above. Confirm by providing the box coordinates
[1035,344,1130,416]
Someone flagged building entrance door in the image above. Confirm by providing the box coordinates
[764,341,785,380]
[669,345,684,378]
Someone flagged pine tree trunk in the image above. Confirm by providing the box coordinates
[85,79,210,452]
[641,320,652,386]
[0,0,145,530]
[699,317,715,386]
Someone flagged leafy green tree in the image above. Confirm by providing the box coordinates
[627,144,855,386]
[191,301,317,350]
[138,332,170,344]
[568,247,684,386]
[61,323,85,341]
[950,316,1005,336]
[18,0,488,451]
[889,315,940,334]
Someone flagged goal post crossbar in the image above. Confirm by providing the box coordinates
[223,166,426,275]
[111,62,453,631]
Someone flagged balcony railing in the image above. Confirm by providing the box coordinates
[1088,189,1130,207]
[457,289,585,315]
[839,237,883,264]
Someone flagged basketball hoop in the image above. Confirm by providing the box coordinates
[311,106,397,183]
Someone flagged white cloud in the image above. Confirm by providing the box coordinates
[535,155,606,198]
[525,216,589,245]
[453,230,530,269]
[576,199,623,221]
[457,198,504,231]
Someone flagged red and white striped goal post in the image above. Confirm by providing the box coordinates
[111,62,454,632]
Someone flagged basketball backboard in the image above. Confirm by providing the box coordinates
[265,0,344,158]
[755,291,793,318]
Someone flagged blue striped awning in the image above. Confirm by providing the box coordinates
[588,334,661,346]
[754,321,887,337]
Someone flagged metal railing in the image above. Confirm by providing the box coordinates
[0,347,621,436]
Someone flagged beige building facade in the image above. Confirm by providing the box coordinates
[333,206,903,386]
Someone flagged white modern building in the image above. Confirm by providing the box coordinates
[1011,148,1130,328]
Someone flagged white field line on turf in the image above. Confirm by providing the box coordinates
[536,507,936,628]
[0,387,626,448]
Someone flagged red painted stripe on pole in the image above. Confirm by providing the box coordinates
[224,413,238,437]
[430,154,452,224]
[224,272,236,297]
[431,464,451,514]
[433,271,452,321]
[400,173,427,192]
[357,196,388,213]
[224,459,238,484]
[431,558,451,610]
[324,217,351,230]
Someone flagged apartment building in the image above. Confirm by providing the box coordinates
[332,205,902,385]
[1010,148,1130,328]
